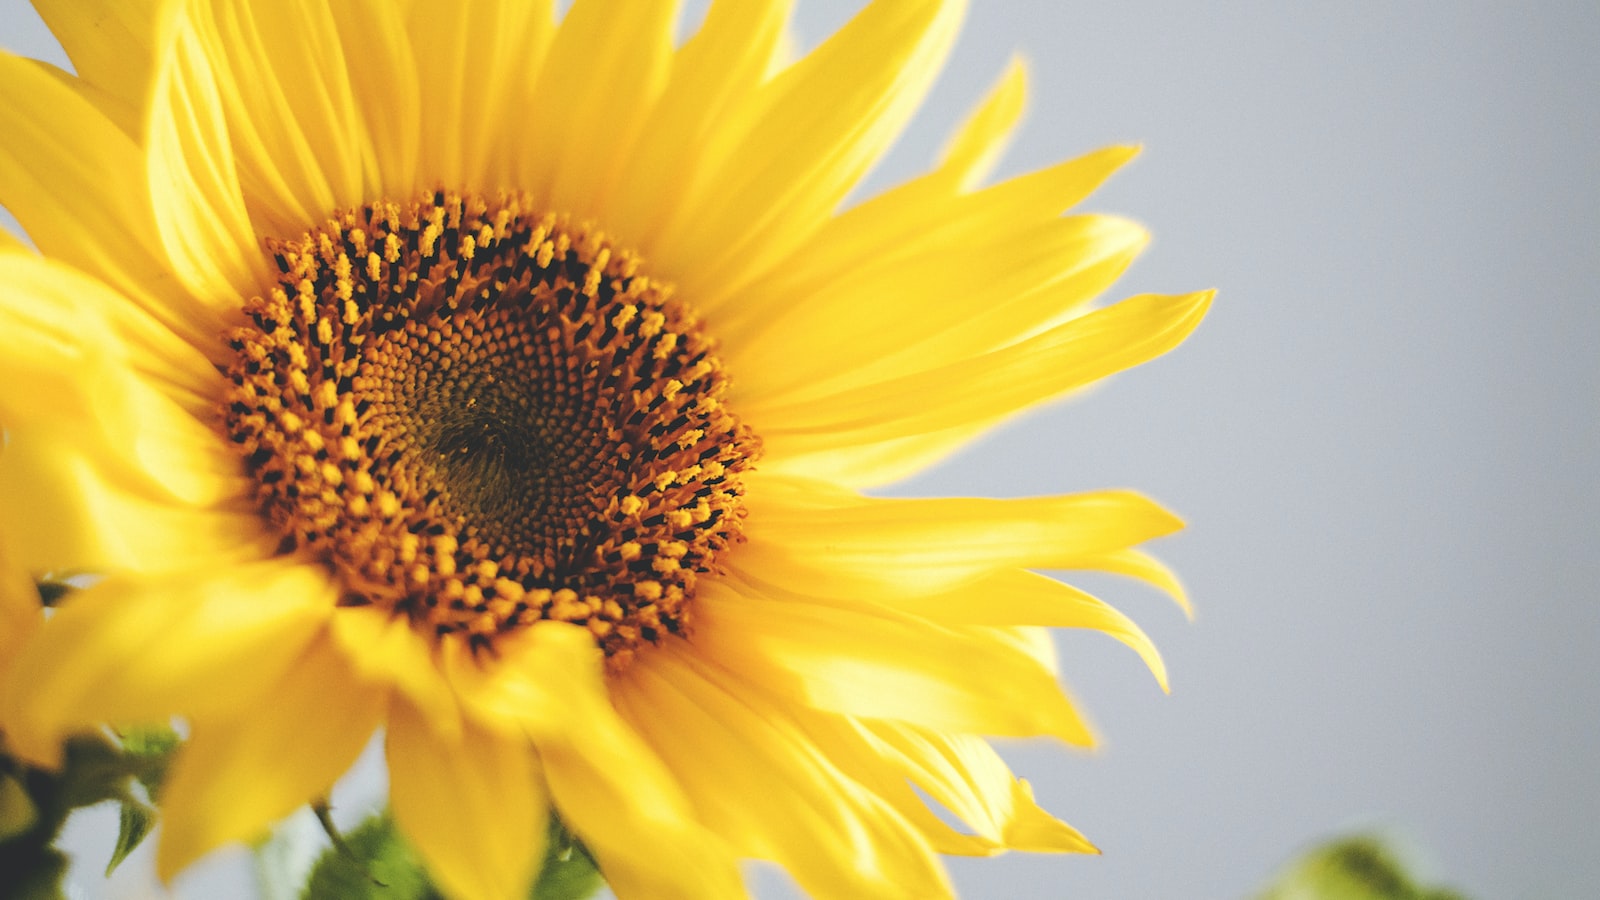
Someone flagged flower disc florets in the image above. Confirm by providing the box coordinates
[221,192,759,665]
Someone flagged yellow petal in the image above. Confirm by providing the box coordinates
[608,0,793,248]
[859,722,1097,855]
[0,261,255,572]
[762,704,1096,857]
[614,644,954,899]
[145,1,269,316]
[328,606,463,742]
[708,139,1138,339]
[407,0,553,194]
[450,623,744,900]
[182,0,370,236]
[0,424,268,578]
[388,696,546,900]
[758,290,1213,466]
[0,49,223,347]
[859,569,1170,691]
[4,559,334,768]
[157,630,384,879]
[0,542,40,696]
[328,1,419,195]
[729,702,985,859]
[820,221,1147,397]
[1072,547,1193,618]
[983,624,1062,677]
[733,478,1183,599]
[711,145,1144,436]
[710,695,972,851]
[752,419,995,490]
[654,0,965,308]
[0,250,225,426]
[937,55,1028,190]
[691,581,1094,745]
[33,0,177,135]
[730,213,1149,404]
[521,0,677,219]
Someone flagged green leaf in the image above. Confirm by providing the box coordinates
[1257,834,1471,900]
[106,800,157,876]
[55,735,136,810]
[0,771,39,841]
[0,845,69,900]
[533,817,603,900]
[302,813,439,900]
[116,724,180,798]
[2,729,184,879]
[297,809,605,900]
[0,731,184,897]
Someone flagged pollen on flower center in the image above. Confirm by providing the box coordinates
[221,191,759,666]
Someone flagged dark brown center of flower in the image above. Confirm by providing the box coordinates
[221,191,758,667]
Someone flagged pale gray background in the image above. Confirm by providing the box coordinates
[4,1,1597,898]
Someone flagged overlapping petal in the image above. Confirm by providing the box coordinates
[614,643,955,899]
[606,0,794,248]
[179,0,371,236]
[523,0,676,219]
[157,631,385,878]
[0,48,224,349]
[856,722,1097,855]
[452,624,745,899]
[407,1,553,195]
[754,289,1212,469]
[3,560,335,767]
[327,1,418,194]
[734,476,1185,599]
[0,425,266,577]
[388,697,546,900]
[689,581,1096,745]
[329,605,463,742]
[650,0,966,306]
[31,0,177,135]
[145,0,269,308]
[0,253,267,574]
[728,213,1151,404]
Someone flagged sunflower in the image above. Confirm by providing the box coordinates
[0,1,1209,898]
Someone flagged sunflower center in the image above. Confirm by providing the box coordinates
[221,192,758,665]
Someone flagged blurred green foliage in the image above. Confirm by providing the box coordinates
[1258,834,1469,900]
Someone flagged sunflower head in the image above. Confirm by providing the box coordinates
[222,190,758,665]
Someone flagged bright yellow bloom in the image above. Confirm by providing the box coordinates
[0,1,1208,898]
